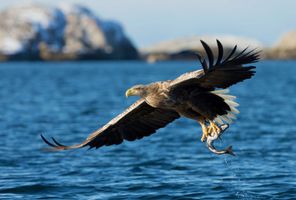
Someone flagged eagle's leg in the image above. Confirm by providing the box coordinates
[208,120,221,136]
[197,117,209,142]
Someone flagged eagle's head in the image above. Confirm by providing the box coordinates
[125,84,147,97]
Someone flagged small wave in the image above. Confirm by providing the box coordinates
[0,184,56,194]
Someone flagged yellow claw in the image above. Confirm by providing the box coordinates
[208,121,221,136]
[201,125,209,142]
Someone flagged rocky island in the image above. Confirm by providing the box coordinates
[264,31,296,59]
[140,36,263,62]
[0,4,139,61]
[141,34,296,61]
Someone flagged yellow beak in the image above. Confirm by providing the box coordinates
[125,88,134,98]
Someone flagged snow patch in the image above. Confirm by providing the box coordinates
[1,37,23,54]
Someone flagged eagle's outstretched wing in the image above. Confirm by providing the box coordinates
[41,99,179,150]
[169,39,260,91]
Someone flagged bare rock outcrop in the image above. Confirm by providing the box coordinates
[265,31,296,59]
[141,35,263,62]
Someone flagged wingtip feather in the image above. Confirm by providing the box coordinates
[200,40,214,68]
[216,39,224,65]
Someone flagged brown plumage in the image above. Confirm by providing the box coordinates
[41,40,260,150]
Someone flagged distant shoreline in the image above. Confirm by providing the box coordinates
[0,4,295,62]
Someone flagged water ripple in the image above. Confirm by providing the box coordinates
[0,61,295,199]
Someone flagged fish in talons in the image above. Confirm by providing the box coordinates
[206,124,235,156]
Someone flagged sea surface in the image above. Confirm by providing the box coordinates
[0,61,295,199]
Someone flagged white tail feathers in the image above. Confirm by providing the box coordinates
[220,115,233,124]
[215,117,224,125]
[225,100,239,107]
[218,94,236,101]
[211,89,230,94]
[211,88,239,125]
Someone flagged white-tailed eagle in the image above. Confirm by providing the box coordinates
[41,40,259,151]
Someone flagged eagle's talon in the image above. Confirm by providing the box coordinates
[201,126,209,142]
[201,134,207,142]
[208,121,221,135]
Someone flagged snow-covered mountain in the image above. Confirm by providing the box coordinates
[0,3,138,60]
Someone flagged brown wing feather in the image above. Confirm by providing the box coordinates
[169,39,260,92]
[41,99,180,150]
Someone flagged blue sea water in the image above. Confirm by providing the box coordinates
[0,61,295,199]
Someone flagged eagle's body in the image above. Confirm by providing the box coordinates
[41,40,260,151]
[132,78,224,119]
